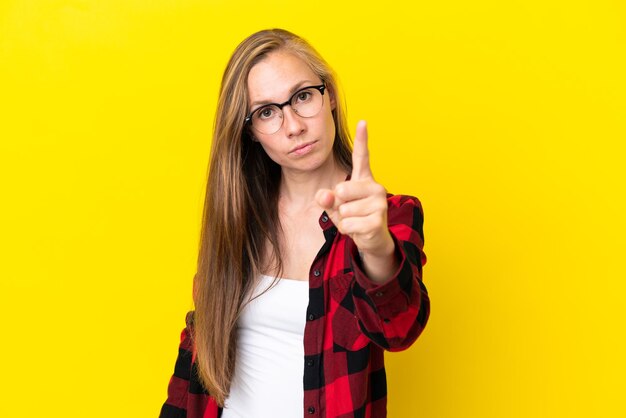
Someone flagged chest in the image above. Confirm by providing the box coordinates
[276,214,326,281]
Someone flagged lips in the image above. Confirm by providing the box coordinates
[289,141,317,154]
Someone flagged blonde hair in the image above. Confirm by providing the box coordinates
[193,28,352,406]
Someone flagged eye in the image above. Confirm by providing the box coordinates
[295,90,312,103]
[256,106,276,120]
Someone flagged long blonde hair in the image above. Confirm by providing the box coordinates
[193,28,352,406]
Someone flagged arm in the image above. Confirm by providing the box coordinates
[159,311,220,418]
[315,122,429,351]
[349,195,430,351]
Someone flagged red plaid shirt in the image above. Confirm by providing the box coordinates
[160,194,429,418]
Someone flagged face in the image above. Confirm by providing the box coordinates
[247,50,336,174]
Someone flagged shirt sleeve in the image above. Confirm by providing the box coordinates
[349,194,430,351]
[159,311,220,418]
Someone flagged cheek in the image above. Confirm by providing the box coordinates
[258,141,279,159]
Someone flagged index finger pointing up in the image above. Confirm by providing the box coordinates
[351,120,373,180]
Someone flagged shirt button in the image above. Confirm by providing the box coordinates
[308,406,316,414]
[306,359,314,367]
[321,214,329,222]
[308,313,315,321]
[313,270,321,277]
[375,291,384,297]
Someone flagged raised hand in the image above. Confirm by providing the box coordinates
[316,121,396,264]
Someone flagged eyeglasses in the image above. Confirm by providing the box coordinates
[244,84,326,135]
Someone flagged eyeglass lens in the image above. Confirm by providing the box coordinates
[251,87,324,135]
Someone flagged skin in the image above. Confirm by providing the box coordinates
[248,50,398,284]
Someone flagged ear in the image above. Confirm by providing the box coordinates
[327,85,337,111]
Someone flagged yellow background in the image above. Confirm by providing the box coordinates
[1,1,624,417]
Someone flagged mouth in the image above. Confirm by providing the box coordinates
[289,141,317,155]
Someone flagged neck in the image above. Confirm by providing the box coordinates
[279,158,348,212]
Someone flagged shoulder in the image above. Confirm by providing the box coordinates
[177,310,196,355]
[385,193,424,217]
[384,193,425,247]
[185,310,196,330]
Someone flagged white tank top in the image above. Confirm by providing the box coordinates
[221,275,309,418]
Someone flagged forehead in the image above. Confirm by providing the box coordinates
[247,50,319,104]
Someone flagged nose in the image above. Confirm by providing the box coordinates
[281,105,306,137]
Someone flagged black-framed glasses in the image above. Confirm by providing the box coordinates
[244,84,326,135]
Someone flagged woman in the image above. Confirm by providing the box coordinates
[160,28,430,418]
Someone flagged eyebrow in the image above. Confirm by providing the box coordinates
[249,80,318,109]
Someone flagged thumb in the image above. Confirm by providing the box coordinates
[315,188,335,210]
[351,120,373,180]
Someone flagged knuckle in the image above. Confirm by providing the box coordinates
[335,183,347,197]
[374,183,386,195]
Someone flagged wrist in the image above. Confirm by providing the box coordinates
[360,232,395,260]
[358,233,399,284]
